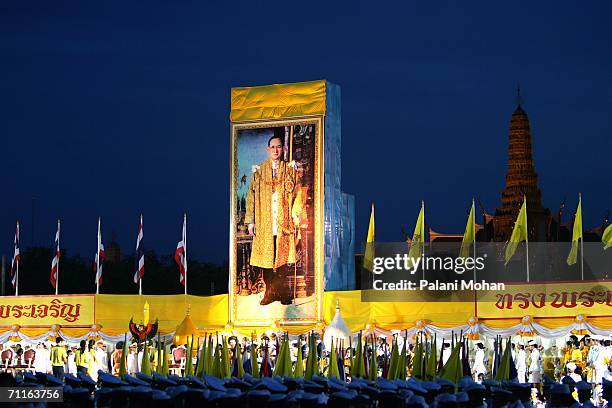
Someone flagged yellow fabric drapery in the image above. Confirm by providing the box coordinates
[1,289,610,338]
[230,80,326,122]
[94,294,228,335]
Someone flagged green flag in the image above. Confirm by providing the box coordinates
[236,342,245,379]
[273,334,292,377]
[161,341,169,375]
[412,338,424,379]
[211,339,221,377]
[221,337,231,378]
[353,333,365,378]
[205,336,214,376]
[193,337,203,377]
[250,341,260,378]
[196,335,206,377]
[284,334,293,377]
[118,334,128,378]
[505,197,528,264]
[368,337,377,381]
[425,335,437,381]
[460,199,476,258]
[140,340,152,375]
[567,194,583,265]
[305,333,318,380]
[603,223,612,250]
[294,337,304,377]
[184,335,194,377]
[439,343,462,384]
[408,201,425,267]
[386,337,399,380]
[327,339,340,379]
[494,339,512,381]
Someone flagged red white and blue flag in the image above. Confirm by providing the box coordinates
[10,221,20,289]
[94,218,105,289]
[50,220,61,289]
[134,214,144,284]
[174,214,187,286]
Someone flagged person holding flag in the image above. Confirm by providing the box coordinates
[134,214,144,294]
[94,218,105,294]
[10,221,20,296]
[50,219,61,295]
[175,213,187,294]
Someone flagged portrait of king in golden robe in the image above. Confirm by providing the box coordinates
[238,126,315,308]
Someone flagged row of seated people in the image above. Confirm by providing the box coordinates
[0,348,37,373]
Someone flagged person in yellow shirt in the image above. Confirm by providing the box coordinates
[75,340,90,375]
[570,342,584,371]
[562,341,573,367]
[49,337,67,380]
[87,340,99,380]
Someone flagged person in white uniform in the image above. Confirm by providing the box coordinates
[127,343,138,374]
[472,342,486,381]
[95,341,109,373]
[515,342,527,383]
[527,340,542,386]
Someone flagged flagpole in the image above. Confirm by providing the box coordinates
[472,199,477,284]
[15,260,19,297]
[421,201,425,282]
[580,193,584,281]
[473,231,477,283]
[137,214,143,295]
[15,221,19,297]
[525,201,530,283]
[184,213,188,296]
[96,217,101,295]
[56,219,60,296]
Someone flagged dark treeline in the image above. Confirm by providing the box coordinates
[1,247,228,296]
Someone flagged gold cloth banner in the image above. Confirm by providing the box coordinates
[230,80,326,122]
[476,281,612,318]
[324,291,475,332]
[0,295,94,326]
[95,294,228,335]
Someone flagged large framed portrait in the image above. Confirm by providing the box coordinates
[229,117,324,326]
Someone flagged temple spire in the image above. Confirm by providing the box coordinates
[493,89,549,241]
[516,84,523,107]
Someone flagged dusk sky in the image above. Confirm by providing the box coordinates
[1,1,610,263]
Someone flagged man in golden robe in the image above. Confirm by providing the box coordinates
[245,130,304,305]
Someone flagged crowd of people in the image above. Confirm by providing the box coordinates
[1,332,611,407]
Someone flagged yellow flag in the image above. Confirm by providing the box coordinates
[504,197,528,265]
[603,223,612,250]
[567,194,583,265]
[459,199,476,258]
[408,201,425,263]
[364,203,375,271]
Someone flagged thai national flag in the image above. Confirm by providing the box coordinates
[50,220,61,289]
[134,214,144,284]
[174,214,187,285]
[10,221,20,289]
[94,218,105,287]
